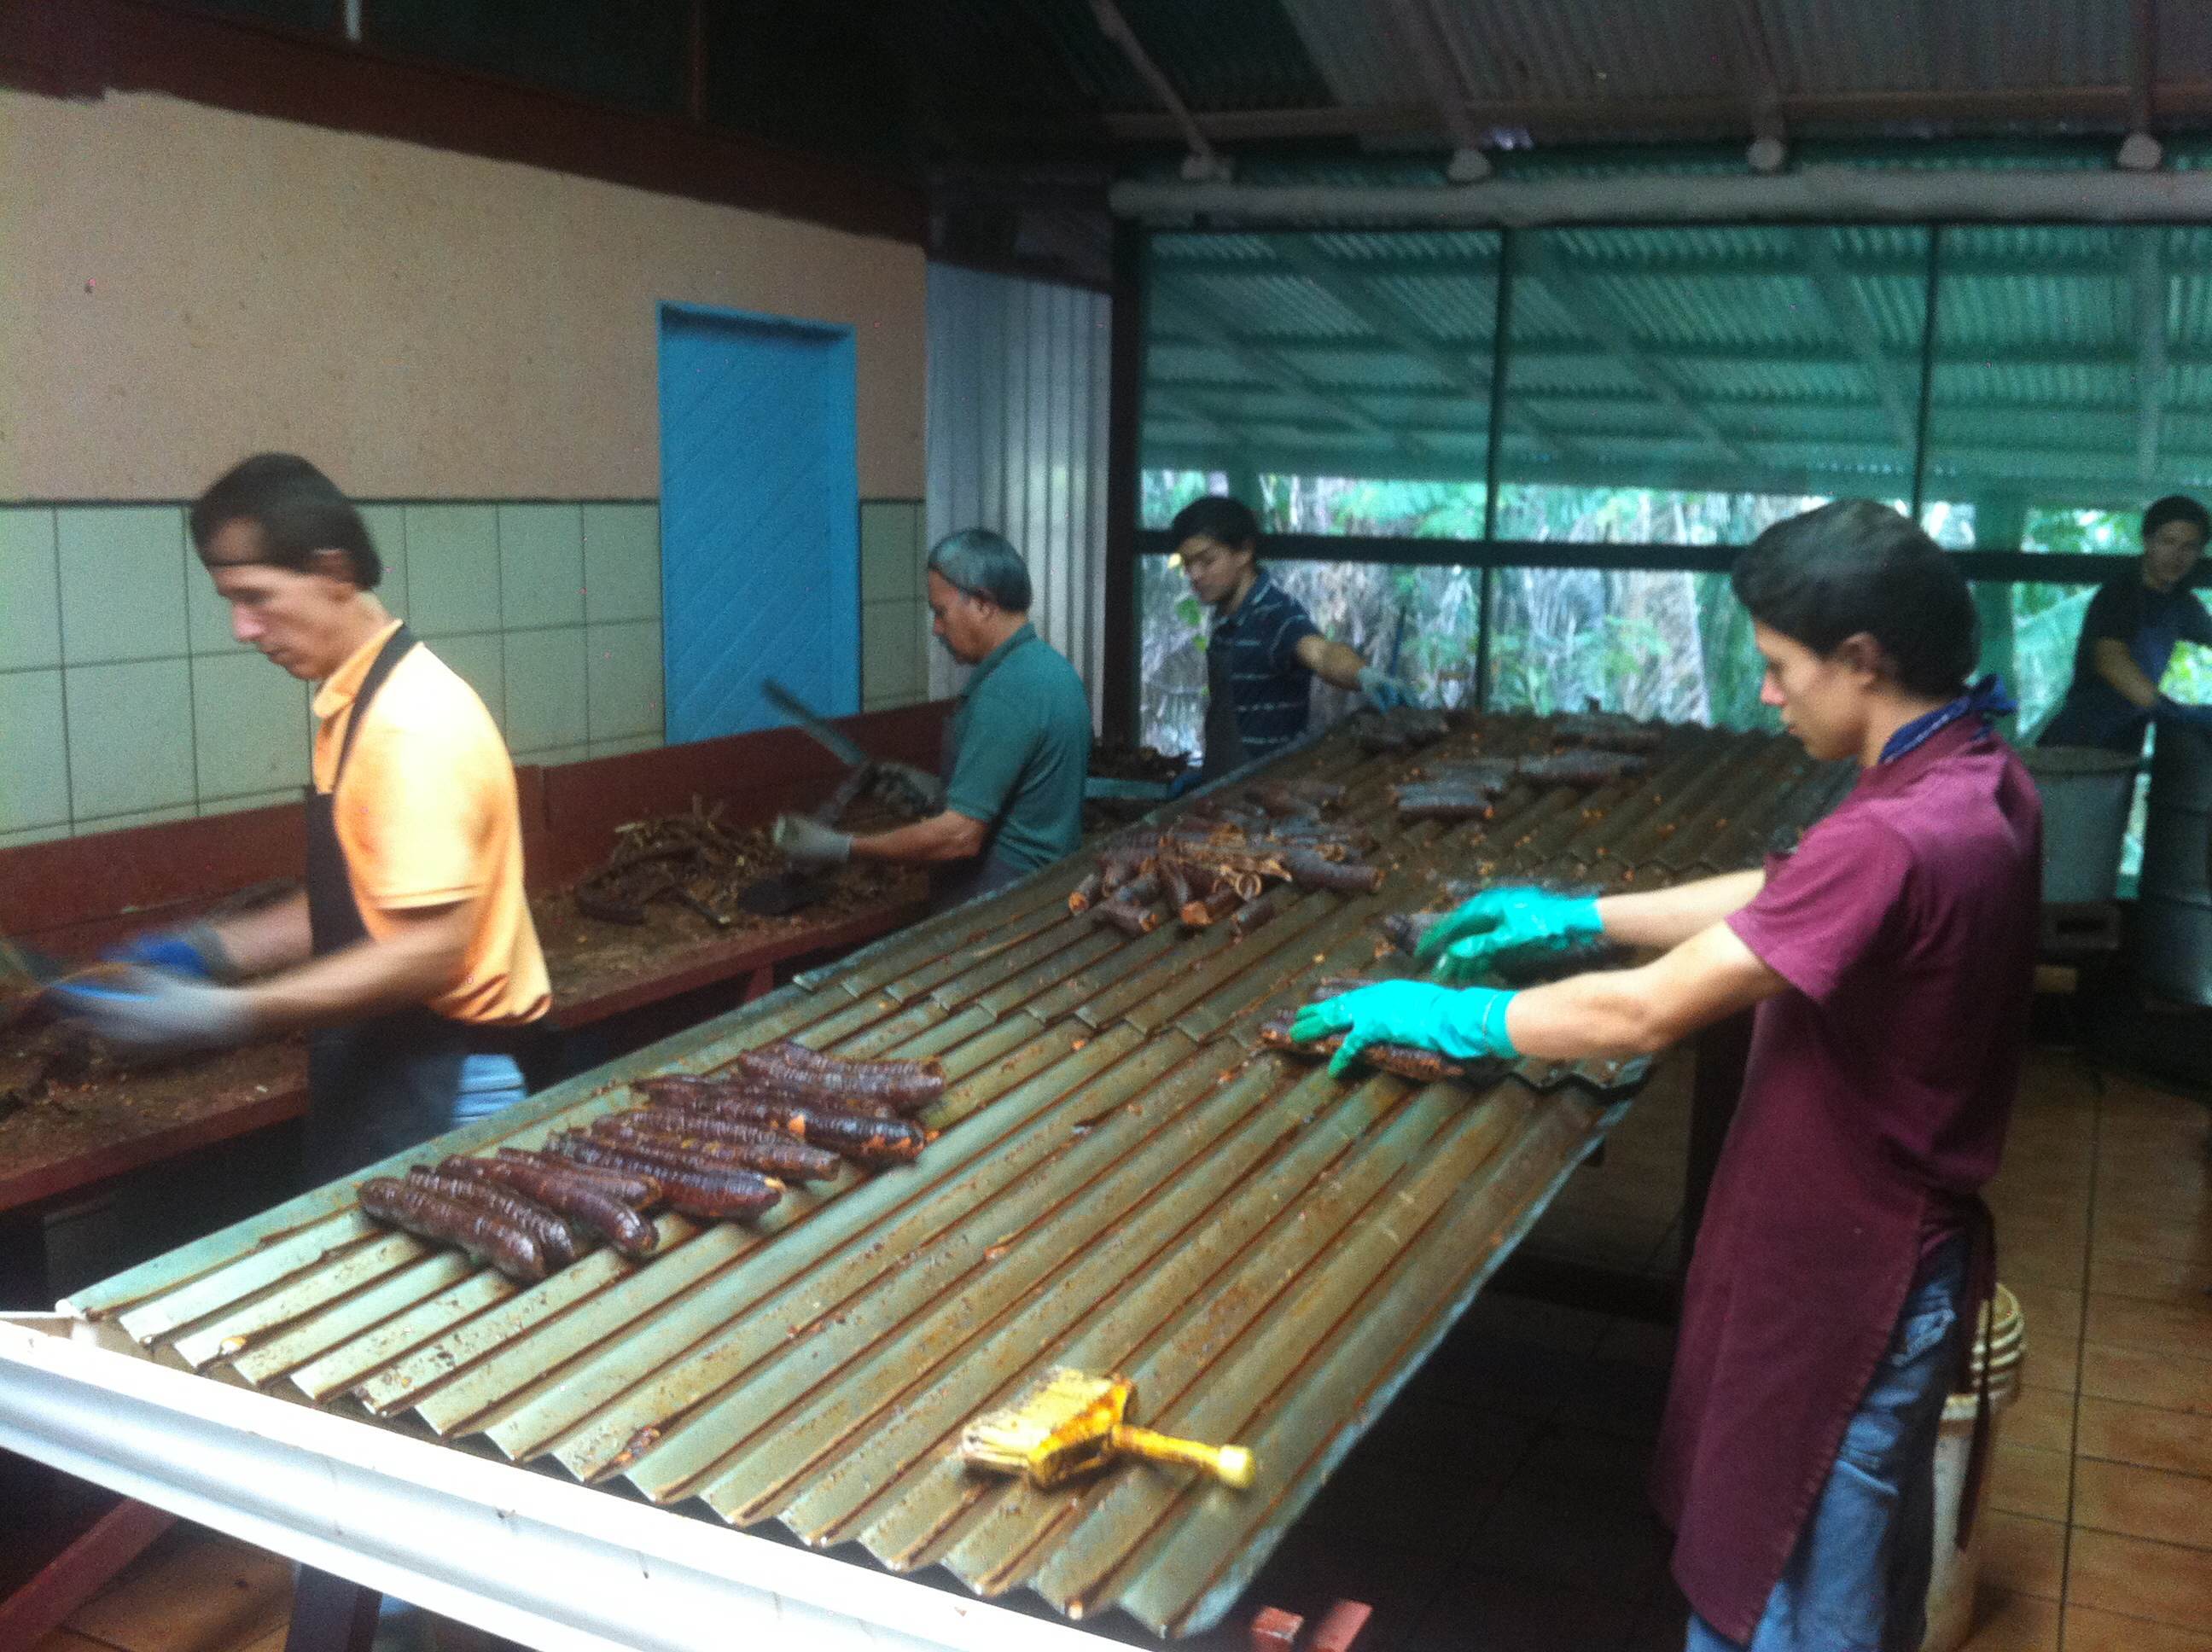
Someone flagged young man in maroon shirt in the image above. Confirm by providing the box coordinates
[1295,501,2041,1650]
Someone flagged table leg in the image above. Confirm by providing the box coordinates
[283,1568,380,1652]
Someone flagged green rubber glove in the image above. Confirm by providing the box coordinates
[1289,981,1519,1079]
[1414,887,1604,986]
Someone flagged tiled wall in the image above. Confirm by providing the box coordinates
[860,500,933,713]
[0,498,934,849]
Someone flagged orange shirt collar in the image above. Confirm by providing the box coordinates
[311,618,406,725]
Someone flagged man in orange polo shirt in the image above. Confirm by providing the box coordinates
[58,454,549,1181]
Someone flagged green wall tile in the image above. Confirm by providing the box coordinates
[428,632,505,737]
[359,503,408,620]
[585,619,663,742]
[65,658,195,821]
[0,669,70,830]
[499,503,585,630]
[193,651,311,801]
[405,505,501,636]
[588,735,661,760]
[0,823,71,849]
[0,509,61,672]
[185,551,247,655]
[57,506,189,665]
[582,503,661,623]
[503,625,586,754]
[862,597,924,707]
[861,500,922,603]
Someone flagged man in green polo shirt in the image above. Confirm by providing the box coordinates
[773,528,1091,911]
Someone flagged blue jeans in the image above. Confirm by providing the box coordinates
[450,1050,527,1131]
[1688,1234,1969,1652]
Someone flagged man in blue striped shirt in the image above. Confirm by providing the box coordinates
[1171,496,1413,782]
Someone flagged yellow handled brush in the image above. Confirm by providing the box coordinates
[958,1367,1255,1490]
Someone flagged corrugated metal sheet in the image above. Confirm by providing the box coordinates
[1143,219,2212,503]
[926,264,1111,725]
[60,713,1850,1643]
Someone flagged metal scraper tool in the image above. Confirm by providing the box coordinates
[958,1366,1254,1489]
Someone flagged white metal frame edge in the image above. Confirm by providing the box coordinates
[0,1316,1123,1652]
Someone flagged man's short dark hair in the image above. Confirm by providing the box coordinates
[2142,493,2210,546]
[1168,495,1260,553]
[927,527,1032,613]
[189,453,381,589]
[1732,500,1976,698]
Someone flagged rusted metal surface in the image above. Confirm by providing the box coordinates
[56,713,1847,1640]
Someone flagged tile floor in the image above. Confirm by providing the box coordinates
[26,1046,2212,1652]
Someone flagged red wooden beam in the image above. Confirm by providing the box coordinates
[0,1498,175,1649]
[0,0,925,245]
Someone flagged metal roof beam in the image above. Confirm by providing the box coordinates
[1728,0,1788,169]
[1516,242,1755,468]
[2133,234,2169,482]
[1114,166,2212,228]
[1103,82,2212,148]
[1371,0,1490,179]
[1800,232,1918,448]
[1087,0,1221,180]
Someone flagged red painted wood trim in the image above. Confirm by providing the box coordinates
[0,1498,176,1649]
[0,702,952,955]
[0,0,926,245]
[0,1081,308,1217]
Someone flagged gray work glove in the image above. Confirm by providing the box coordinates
[101,921,240,982]
[773,812,853,868]
[49,966,257,1056]
[871,760,946,816]
[1356,666,1414,712]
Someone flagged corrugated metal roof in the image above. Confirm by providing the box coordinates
[1142,221,2212,503]
[1761,0,2129,94]
[61,713,1848,1643]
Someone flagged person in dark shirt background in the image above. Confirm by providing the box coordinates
[2040,493,2212,751]
[1169,495,1415,783]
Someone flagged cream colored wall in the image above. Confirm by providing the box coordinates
[0,89,926,501]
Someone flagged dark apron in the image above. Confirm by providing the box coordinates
[302,625,528,1183]
[1650,723,2010,1641]
[1200,630,1247,785]
[925,707,1026,916]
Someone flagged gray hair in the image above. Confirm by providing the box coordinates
[926,527,1032,613]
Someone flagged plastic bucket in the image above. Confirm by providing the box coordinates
[2022,747,2138,904]
[1922,1284,2024,1652]
[2137,724,2212,1005]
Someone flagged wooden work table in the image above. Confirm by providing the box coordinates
[0,702,952,1307]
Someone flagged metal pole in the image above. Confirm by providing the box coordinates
[1910,225,1942,523]
[1475,230,1514,713]
[1102,218,1146,747]
[1110,168,2212,228]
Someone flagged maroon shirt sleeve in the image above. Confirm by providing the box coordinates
[1726,810,1915,1004]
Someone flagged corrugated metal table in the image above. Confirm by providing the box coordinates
[0,711,1849,1649]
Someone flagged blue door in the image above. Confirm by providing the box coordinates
[658,302,859,742]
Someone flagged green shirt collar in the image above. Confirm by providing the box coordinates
[962,621,1038,697]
